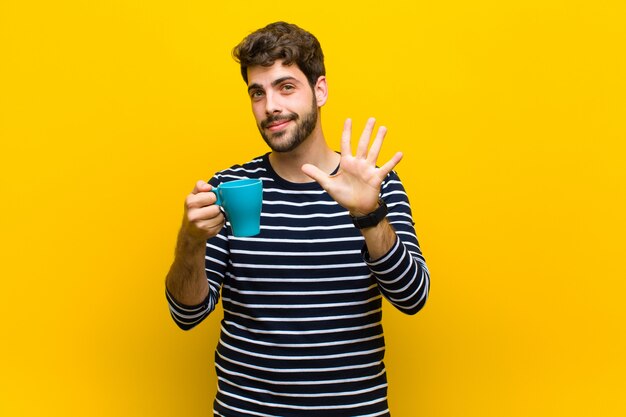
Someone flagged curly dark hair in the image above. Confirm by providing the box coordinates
[232,21,325,88]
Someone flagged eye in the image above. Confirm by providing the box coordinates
[281,84,295,93]
[250,90,265,100]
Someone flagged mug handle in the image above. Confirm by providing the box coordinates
[210,187,221,206]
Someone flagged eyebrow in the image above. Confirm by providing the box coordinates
[247,76,301,93]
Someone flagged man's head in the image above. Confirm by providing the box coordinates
[232,21,325,88]
[233,22,328,153]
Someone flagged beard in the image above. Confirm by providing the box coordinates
[258,96,318,153]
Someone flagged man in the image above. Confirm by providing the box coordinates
[165,21,430,417]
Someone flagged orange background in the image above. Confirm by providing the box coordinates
[1,1,625,416]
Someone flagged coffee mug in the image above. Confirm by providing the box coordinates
[211,178,263,237]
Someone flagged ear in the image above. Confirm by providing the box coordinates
[314,76,328,107]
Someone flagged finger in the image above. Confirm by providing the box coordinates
[193,213,226,236]
[356,117,376,158]
[366,125,387,165]
[197,217,225,233]
[192,180,212,194]
[378,151,404,177]
[340,118,352,157]
[187,204,223,224]
[186,190,217,209]
[301,163,332,190]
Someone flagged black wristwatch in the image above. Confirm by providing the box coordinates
[350,198,388,229]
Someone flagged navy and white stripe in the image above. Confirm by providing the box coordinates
[167,153,430,417]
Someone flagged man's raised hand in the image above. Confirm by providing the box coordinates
[302,117,403,216]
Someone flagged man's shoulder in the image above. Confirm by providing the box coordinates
[381,170,409,201]
[210,154,268,183]
[382,169,403,187]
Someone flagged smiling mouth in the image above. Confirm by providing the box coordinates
[262,114,297,131]
[267,120,291,131]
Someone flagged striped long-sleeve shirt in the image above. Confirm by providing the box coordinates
[166,153,430,417]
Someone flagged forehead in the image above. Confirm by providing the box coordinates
[246,61,308,87]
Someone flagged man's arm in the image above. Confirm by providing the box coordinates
[165,229,210,306]
[353,212,397,260]
[165,180,225,329]
[302,118,430,315]
[363,175,430,315]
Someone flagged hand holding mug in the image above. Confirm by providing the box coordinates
[182,180,226,241]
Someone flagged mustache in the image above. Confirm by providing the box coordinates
[260,113,298,129]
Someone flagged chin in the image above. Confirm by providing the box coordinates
[264,132,298,153]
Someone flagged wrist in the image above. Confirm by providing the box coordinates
[350,198,388,229]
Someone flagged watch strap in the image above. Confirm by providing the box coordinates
[350,198,388,229]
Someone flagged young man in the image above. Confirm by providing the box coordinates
[166,21,430,417]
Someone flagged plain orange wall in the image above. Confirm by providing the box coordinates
[1,1,625,416]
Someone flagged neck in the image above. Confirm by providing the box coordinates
[268,124,339,183]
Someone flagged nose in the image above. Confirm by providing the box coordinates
[264,91,282,116]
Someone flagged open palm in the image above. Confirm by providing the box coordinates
[302,117,403,216]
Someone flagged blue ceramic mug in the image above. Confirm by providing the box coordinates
[211,179,263,237]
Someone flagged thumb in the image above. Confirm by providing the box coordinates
[301,164,330,189]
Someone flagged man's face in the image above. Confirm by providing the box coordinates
[246,62,320,153]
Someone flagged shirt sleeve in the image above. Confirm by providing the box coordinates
[364,172,431,315]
